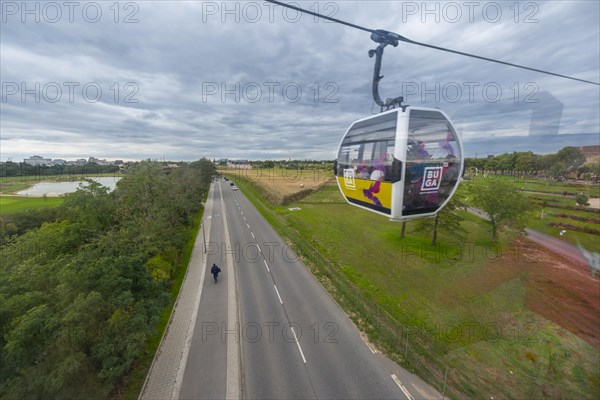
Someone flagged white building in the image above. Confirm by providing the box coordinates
[24,155,52,166]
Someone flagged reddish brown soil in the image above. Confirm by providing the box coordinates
[518,238,600,348]
[445,238,600,348]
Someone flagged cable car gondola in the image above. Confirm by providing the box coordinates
[259,3,597,221]
[335,30,464,221]
[335,106,463,220]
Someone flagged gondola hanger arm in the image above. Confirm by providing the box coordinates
[369,30,406,111]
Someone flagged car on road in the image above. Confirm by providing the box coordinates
[232,186,238,191]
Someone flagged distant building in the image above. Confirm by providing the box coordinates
[227,162,252,170]
[52,159,66,166]
[24,155,52,166]
[577,145,600,162]
[88,157,109,165]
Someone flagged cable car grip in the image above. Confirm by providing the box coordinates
[369,30,407,112]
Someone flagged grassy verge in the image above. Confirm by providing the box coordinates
[228,174,599,399]
[0,195,64,214]
[118,205,205,400]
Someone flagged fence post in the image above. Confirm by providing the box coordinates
[442,367,448,400]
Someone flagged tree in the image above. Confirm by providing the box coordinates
[415,197,466,245]
[556,147,586,173]
[575,193,590,206]
[0,159,214,398]
[515,151,539,176]
[472,181,531,241]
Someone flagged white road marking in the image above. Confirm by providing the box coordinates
[360,334,377,354]
[243,216,246,221]
[263,260,270,272]
[256,245,262,253]
[290,327,307,364]
[220,187,241,399]
[251,232,255,239]
[246,223,250,229]
[391,374,414,400]
[273,285,283,304]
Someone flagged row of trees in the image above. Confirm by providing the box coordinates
[466,146,598,179]
[0,159,215,399]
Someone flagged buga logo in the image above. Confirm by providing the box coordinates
[420,167,443,193]
[343,169,356,190]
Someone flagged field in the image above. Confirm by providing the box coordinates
[0,196,64,215]
[222,167,333,204]
[231,176,600,399]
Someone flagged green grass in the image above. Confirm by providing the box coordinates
[465,174,599,197]
[0,196,64,214]
[459,177,600,252]
[232,176,599,400]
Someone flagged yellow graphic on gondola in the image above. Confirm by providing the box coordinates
[337,175,393,213]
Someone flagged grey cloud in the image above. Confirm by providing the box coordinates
[1,1,598,162]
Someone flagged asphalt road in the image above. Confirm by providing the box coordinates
[178,180,407,399]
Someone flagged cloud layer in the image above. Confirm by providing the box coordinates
[1,1,599,161]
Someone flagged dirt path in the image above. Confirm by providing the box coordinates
[588,198,600,209]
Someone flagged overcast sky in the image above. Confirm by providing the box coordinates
[1,0,599,161]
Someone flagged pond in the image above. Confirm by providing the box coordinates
[16,177,121,197]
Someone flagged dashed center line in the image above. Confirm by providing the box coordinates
[231,188,309,369]
[290,327,307,364]
[273,284,283,304]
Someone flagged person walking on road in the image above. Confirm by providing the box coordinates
[211,263,221,283]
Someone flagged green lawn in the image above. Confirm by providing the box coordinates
[233,177,599,400]
[0,196,64,215]
[465,173,599,197]
[458,177,600,252]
